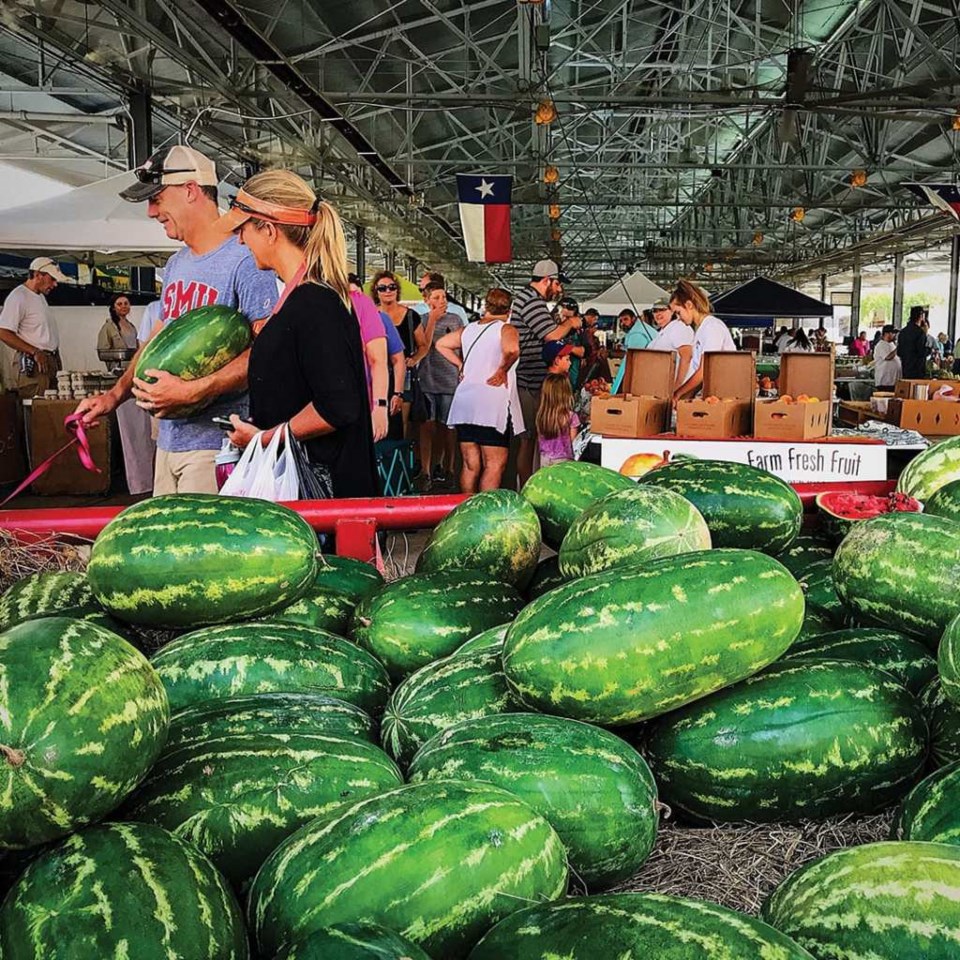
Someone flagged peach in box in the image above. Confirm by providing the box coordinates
[591,350,675,438]
[754,353,833,440]
[676,351,756,439]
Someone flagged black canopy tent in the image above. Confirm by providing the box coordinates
[711,276,833,325]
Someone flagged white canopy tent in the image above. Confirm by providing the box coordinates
[581,271,670,315]
[0,173,181,262]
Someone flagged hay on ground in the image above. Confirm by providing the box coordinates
[0,530,89,594]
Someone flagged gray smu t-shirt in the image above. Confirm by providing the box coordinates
[155,238,278,452]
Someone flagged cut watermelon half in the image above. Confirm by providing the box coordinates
[816,490,922,542]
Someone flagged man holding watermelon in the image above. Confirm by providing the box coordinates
[75,145,279,495]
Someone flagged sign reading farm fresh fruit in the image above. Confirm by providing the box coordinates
[601,436,887,483]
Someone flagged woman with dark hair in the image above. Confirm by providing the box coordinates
[97,294,138,369]
[671,279,736,402]
[784,328,813,353]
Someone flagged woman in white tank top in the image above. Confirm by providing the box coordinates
[436,287,523,493]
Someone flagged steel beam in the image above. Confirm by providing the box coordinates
[892,252,905,328]
[949,235,960,344]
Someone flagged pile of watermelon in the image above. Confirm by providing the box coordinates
[6,441,960,958]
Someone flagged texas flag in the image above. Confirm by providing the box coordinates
[457,174,512,263]
[903,181,960,221]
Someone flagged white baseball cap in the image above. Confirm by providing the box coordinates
[120,145,219,202]
[28,257,71,283]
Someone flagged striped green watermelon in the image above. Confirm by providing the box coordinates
[468,892,814,959]
[165,692,375,751]
[645,659,927,823]
[557,486,711,579]
[408,712,659,889]
[0,822,248,958]
[925,478,960,519]
[274,585,356,634]
[123,731,402,890]
[775,534,834,579]
[783,627,936,694]
[453,624,509,658]
[0,572,101,630]
[352,574,523,680]
[521,460,635,549]
[921,677,960,768]
[150,620,391,715]
[794,607,838,645]
[87,494,318,628]
[248,779,569,959]
[894,759,960,845]
[525,555,567,600]
[503,549,804,725]
[761,841,960,959]
[897,434,960,501]
[797,560,847,626]
[833,512,960,646]
[939,612,960,704]
[0,617,169,849]
[416,490,542,589]
[639,459,802,554]
[381,648,518,767]
[134,303,251,417]
[275,922,432,959]
[314,555,384,602]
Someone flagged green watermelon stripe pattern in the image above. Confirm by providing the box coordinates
[921,677,960,768]
[503,549,804,725]
[0,822,249,959]
[87,494,318,628]
[938,612,960,704]
[276,922,432,959]
[761,840,960,960]
[894,760,960,845]
[0,617,170,849]
[468,892,815,959]
[124,731,402,890]
[925,479,960,520]
[151,621,391,716]
[897,435,960,501]
[0,572,100,631]
[248,779,569,959]
[452,624,510,658]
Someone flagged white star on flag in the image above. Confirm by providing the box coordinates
[476,179,495,199]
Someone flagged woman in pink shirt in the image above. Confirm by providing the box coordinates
[850,331,870,358]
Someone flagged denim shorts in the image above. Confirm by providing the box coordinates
[424,392,454,423]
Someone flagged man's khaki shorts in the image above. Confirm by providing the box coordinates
[517,387,541,439]
[153,448,218,495]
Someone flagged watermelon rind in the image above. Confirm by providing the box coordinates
[924,478,960,520]
[451,624,510,658]
[774,534,834,579]
[0,822,249,958]
[920,677,960,768]
[897,434,960,501]
[275,921,432,959]
[313,555,384,602]
[761,840,960,959]
[938,612,960,705]
[0,572,101,631]
[0,617,170,849]
[893,759,960,845]
[248,779,569,959]
[525,555,568,600]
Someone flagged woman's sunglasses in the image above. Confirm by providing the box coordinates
[376,283,399,292]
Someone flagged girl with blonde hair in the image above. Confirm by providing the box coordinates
[535,373,581,468]
[222,168,377,497]
[670,278,736,402]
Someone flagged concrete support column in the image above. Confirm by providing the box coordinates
[127,86,154,295]
[819,273,827,304]
[850,259,862,339]
[892,252,905,329]
[948,235,960,344]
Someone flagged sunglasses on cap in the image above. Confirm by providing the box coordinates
[134,166,195,185]
[376,283,399,293]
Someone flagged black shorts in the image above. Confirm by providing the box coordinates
[456,423,511,448]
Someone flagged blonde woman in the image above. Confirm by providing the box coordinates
[221,170,377,498]
[671,279,736,402]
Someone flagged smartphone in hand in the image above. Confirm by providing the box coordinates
[211,417,234,431]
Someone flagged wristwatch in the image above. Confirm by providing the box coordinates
[376,398,388,407]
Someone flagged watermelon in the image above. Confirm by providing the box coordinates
[381,648,518,767]
[815,489,921,542]
[313,555,384,602]
[452,624,509,658]
[525,555,567,600]
[408,712,659,888]
[774,534,834,579]
[833,512,960,646]
[521,460,635,549]
[939,612,960,704]
[165,692,376,751]
[275,922,432,959]
[415,490,542,589]
[248,780,569,959]
[87,494,318,628]
[557,486,711,579]
[897,434,960,501]
[925,478,960,519]
[273,586,356,634]
[0,617,169,849]
[123,731,402,890]
[468,892,814,960]
[352,574,524,680]
[783,627,936,694]
[134,303,251,417]
[0,822,248,958]
[0,572,101,630]
[645,659,927,823]
[796,560,847,626]
[921,677,960,767]
[794,607,837,644]
[761,840,960,959]
[639,459,802,554]
[150,620,391,715]
[503,549,804,725]
[894,759,960,845]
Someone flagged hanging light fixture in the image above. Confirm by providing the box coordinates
[535,100,558,125]
[543,164,559,184]
[952,111,960,131]
[550,228,562,242]
[850,169,868,188]
[548,203,561,220]
[790,206,806,222]
[753,231,764,245]
[704,262,714,273]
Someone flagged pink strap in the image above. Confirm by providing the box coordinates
[1,413,101,508]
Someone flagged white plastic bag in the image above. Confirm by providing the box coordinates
[220,424,299,501]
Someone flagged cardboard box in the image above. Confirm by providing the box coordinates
[591,350,675,438]
[885,398,960,436]
[837,401,873,427]
[894,379,960,400]
[29,399,111,495]
[754,352,834,440]
[676,351,756,439]
[0,392,27,486]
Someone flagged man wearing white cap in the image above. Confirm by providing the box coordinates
[75,144,278,495]
[0,257,70,398]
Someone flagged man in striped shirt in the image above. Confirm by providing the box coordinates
[510,259,581,487]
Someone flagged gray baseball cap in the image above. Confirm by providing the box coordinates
[531,258,571,284]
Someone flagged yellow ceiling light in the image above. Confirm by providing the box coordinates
[548,203,561,220]
[753,231,764,245]
[850,169,867,188]
[535,99,558,125]
[953,111,960,131]
[550,228,562,242]
[790,206,806,222]
[544,164,559,184]
[704,262,714,272]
